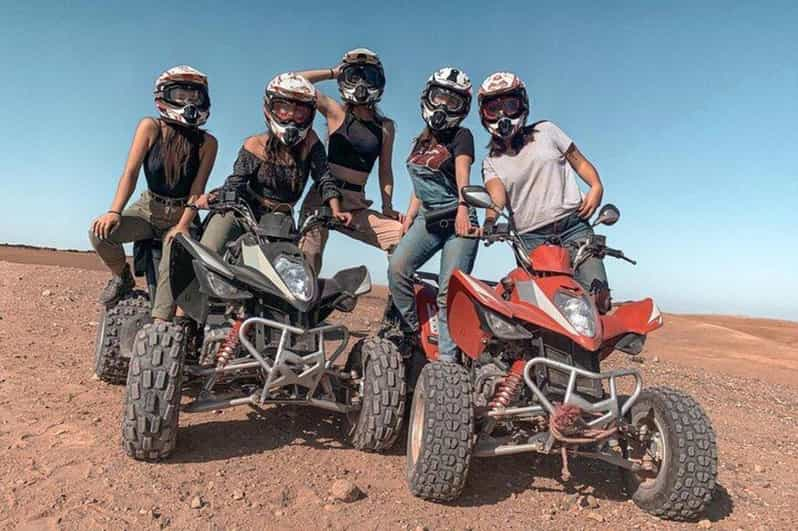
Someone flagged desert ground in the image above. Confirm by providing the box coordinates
[1,245,797,530]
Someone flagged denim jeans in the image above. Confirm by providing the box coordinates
[388,211,478,362]
[519,212,608,292]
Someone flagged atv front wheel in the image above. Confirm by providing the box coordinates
[94,290,151,384]
[406,362,474,501]
[624,386,718,520]
[121,322,185,461]
[347,337,406,452]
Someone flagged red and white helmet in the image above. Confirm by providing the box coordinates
[337,48,386,105]
[420,67,472,131]
[478,72,529,139]
[154,65,210,127]
[264,73,317,146]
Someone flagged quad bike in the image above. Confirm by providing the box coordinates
[93,219,202,384]
[387,186,717,521]
[121,192,406,461]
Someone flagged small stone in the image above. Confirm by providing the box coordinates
[586,511,604,523]
[698,519,712,529]
[413,527,429,531]
[323,504,336,512]
[232,489,245,501]
[761,482,771,489]
[190,496,203,509]
[652,355,660,363]
[42,290,52,297]
[92,417,101,423]
[753,464,764,473]
[274,510,284,517]
[329,479,362,502]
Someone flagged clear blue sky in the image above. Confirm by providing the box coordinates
[1,1,796,320]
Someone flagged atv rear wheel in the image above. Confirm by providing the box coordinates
[121,322,185,461]
[406,362,474,501]
[347,337,406,452]
[94,290,151,384]
[624,386,718,520]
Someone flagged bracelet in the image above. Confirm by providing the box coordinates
[329,68,335,79]
[107,210,122,216]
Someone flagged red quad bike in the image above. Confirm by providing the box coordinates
[398,186,718,521]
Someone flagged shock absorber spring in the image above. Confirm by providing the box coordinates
[216,320,243,368]
[488,360,526,409]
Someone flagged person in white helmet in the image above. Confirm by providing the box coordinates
[295,48,403,274]
[478,72,610,311]
[195,73,350,257]
[89,65,218,320]
[388,67,479,363]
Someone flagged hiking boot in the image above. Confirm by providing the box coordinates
[98,264,135,305]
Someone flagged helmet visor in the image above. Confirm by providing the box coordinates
[162,83,209,107]
[342,64,385,88]
[480,94,524,122]
[428,86,467,113]
[271,98,314,125]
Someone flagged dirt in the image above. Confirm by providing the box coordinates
[1,246,797,530]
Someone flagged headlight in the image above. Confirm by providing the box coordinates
[554,292,597,337]
[273,255,312,301]
[481,307,533,339]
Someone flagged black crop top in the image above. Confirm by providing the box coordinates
[143,120,203,198]
[327,111,383,173]
[224,139,341,208]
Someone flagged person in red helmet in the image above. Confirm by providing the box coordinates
[295,48,403,274]
[478,72,610,310]
[89,65,218,320]
[195,73,350,256]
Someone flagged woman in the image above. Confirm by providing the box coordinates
[478,72,610,310]
[196,73,350,257]
[89,65,217,321]
[388,68,478,363]
[295,48,403,274]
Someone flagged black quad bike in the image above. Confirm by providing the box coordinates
[93,220,202,384]
[121,194,406,461]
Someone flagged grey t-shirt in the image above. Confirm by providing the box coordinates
[482,121,583,233]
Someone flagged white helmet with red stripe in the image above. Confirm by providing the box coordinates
[478,72,529,138]
[154,65,210,127]
[264,73,317,146]
[421,67,472,131]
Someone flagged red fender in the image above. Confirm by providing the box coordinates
[601,298,664,340]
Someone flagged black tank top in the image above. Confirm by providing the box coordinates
[327,111,383,173]
[143,120,203,198]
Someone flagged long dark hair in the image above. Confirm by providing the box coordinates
[408,126,438,158]
[160,120,204,188]
[486,123,542,157]
[343,102,386,125]
[263,132,302,167]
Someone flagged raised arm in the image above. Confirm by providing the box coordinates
[565,144,603,219]
[378,120,403,221]
[295,67,345,125]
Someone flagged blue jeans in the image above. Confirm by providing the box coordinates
[519,213,608,293]
[388,212,479,362]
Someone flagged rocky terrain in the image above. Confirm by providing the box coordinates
[1,246,797,530]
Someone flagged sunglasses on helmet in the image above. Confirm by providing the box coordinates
[163,83,208,107]
[427,86,467,113]
[270,98,314,125]
[480,95,524,121]
[342,64,385,88]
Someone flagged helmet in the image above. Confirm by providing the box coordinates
[264,73,317,146]
[478,72,529,139]
[337,48,385,105]
[154,65,210,127]
[420,67,472,131]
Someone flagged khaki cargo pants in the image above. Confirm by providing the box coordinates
[88,190,185,320]
[299,186,402,274]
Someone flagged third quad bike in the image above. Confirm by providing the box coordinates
[121,192,405,461]
[390,186,717,521]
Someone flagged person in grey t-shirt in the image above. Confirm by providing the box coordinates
[477,72,610,311]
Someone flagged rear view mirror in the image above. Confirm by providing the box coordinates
[593,204,620,227]
[461,186,495,210]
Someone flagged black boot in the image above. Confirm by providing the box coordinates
[98,263,135,305]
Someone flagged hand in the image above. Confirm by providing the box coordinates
[165,224,190,244]
[332,208,353,226]
[382,205,405,223]
[193,193,211,210]
[91,212,121,240]
[455,205,472,237]
[331,64,344,79]
[578,185,603,219]
[401,213,415,235]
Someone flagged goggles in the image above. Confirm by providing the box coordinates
[480,94,524,122]
[427,86,467,113]
[162,83,209,107]
[342,64,385,88]
[270,98,314,125]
